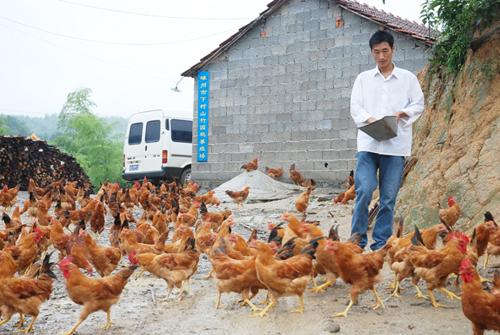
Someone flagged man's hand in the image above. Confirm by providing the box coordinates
[366,117,377,124]
[395,112,409,120]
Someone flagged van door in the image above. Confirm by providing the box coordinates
[167,119,193,168]
[124,122,144,174]
[142,119,163,173]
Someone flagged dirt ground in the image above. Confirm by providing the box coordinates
[1,189,498,335]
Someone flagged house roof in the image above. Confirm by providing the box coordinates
[181,0,435,78]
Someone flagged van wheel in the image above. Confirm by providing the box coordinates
[180,167,191,186]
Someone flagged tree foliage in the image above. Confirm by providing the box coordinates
[0,117,8,136]
[421,0,500,73]
[54,89,124,190]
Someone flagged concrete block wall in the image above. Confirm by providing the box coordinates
[192,0,430,186]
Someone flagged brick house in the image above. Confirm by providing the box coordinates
[182,0,434,186]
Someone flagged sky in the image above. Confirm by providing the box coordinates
[0,0,426,120]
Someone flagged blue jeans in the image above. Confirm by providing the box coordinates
[351,151,404,250]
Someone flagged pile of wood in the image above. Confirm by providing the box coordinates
[0,136,91,190]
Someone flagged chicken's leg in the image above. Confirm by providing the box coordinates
[389,273,398,290]
[439,288,461,301]
[134,267,146,280]
[253,294,276,317]
[203,269,214,280]
[311,280,334,293]
[241,290,261,312]
[428,289,447,308]
[414,285,428,299]
[483,253,489,269]
[290,295,304,313]
[388,277,401,298]
[333,299,354,318]
[371,288,385,310]
[100,309,113,330]
[0,315,12,326]
[64,307,91,335]
[15,313,25,328]
[216,292,222,309]
[22,315,37,333]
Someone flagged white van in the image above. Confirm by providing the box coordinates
[122,110,192,184]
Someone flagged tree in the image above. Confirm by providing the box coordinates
[54,88,124,190]
[0,117,7,136]
[58,88,96,129]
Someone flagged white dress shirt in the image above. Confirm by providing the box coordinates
[350,65,424,157]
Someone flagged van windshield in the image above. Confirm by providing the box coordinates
[171,120,192,143]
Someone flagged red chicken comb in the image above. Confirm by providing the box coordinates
[459,258,473,272]
[128,250,138,265]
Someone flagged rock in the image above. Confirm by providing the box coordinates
[324,322,341,333]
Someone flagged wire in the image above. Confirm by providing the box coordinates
[0,15,236,46]
[57,0,252,21]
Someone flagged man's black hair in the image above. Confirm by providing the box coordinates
[369,30,394,49]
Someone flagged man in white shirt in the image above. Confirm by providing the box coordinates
[350,30,424,250]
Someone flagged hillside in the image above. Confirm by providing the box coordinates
[397,23,500,230]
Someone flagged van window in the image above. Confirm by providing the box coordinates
[128,122,143,145]
[145,120,161,143]
[171,120,192,143]
[165,119,169,131]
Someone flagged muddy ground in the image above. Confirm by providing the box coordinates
[1,190,498,335]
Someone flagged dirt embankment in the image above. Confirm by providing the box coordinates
[397,24,500,230]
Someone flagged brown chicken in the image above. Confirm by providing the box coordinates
[249,240,316,316]
[225,186,250,208]
[4,226,45,274]
[483,211,499,268]
[265,167,284,179]
[119,228,162,255]
[459,257,500,335]
[176,202,200,227]
[0,253,56,333]
[199,203,231,230]
[0,185,19,209]
[408,230,470,308]
[295,187,312,219]
[387,222,449,297]
[129,237,199,300]
[241,158,258,172]
[333,184,356,204]
[289,164,305,186]
[136,220,160,245]
[81,232,121,277]
[195,190,221,206]
[438,196,461,227]
[58,256,137,335]
[210,239,263,311]
[195,221,217,254]
[324,239,387,317]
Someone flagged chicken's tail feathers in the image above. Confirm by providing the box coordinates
[411,225,425,246]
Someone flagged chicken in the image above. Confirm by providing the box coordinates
[386,221,449,297]
[135,221,160,245]
[0,253,56,333]
[4,226,45,274]
[176,202,200,227]
[195,190,221,206]
[241,158,258,172]
[438,196,461,227]
[81,232,121,277]
[58,256,137,335]
[265,167,283,179]
[408,230,470,308]
[109,214,124,249]
[333,184,355,204]
[324,239,387,317]
[0,185,19,209]
[89,200,105,234]
[295,187,312,219]
[199,203,231,230]
[128,237,199,300]
[225,186,250,208]
[289,164,305,186]
[459,257,500,335]
[195,221,217,254]
[249,239,316,316]
[119,228,161,255]
[210,239,264,311]
[310,233,364,293]
[2,212,23,237]
[48,217,72,257]
[483,211,499,268]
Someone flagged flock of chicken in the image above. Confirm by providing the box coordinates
[0,159,498,335]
